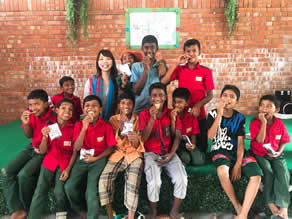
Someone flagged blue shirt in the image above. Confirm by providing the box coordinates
[130,62,160,115]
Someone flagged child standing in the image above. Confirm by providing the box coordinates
[207,85,262,219]
[250,95,290,219]
[130,35,167,115]
[170,88,205,166]
[162,39,214,153]
[139,83,187,219]
[50,76,83,122]
[83,49,118,121]
[65,95,116,219]
[28,98,77,219]
[99,93,144,219]
[1,89,56,219]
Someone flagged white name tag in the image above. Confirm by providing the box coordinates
[276,135,282,140]
[196,76,202,82]
[63,141,71,146]
[97,136,104,142]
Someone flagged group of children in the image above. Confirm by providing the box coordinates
[1,35,290,219]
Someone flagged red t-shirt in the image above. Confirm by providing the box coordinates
[21,108,57,149]
[73,118,116,156]
[42,122,74,172]
[176,109,200,136]
[250,117,291,156]
[139,106,178,154]
[170,63,214,120]
[50,92,83,123]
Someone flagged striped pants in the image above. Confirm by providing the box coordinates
[99,157,143,211]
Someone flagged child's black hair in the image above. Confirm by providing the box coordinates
[149,82,166,96]
[83,95,102,108]
[57,98,75,109]
[220,84,241,101]
[118,92,135,105]
[59,76,74,87]
[259,95,281,108]
[172,88,191,102]
[142,35,158,48]
[183,39,201,52]
[27,89,48,102]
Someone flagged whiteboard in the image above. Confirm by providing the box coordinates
[125,8,180,49]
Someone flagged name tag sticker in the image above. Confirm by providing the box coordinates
[186,127,192,133]
[276,135,281,140]
[64,141,71,146]
[97,136,104,142]
[196,76,202,82]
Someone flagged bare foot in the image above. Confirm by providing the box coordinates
[210,213,217,219]
[278,208,288,219]
[10,210,27,219]
[235,204,242,216]
[169,210,183,219]
[268,203,280,216]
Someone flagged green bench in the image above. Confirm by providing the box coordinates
[0,116,291,216]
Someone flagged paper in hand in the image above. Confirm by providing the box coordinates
[48,123,62,140]
[120,64,132,76]
[121,121,134,136]
[80,148,95,160]
[263,143,277,155]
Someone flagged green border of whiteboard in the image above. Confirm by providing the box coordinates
[125,8,180,49]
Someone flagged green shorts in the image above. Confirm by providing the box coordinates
[211,150,263,177]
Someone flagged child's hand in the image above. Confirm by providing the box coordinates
[127,131,139,148]
[41,127,51,138]
[191,104,201,117]
[59,169,70,181]
[268,151,280,158]
[170,108,178,123]
[82,114,94,129]
[21,110,31,125]
[231,163,241,181]
[157,153,174,164]
[216,100,226,116]
[143,56,152,70]
[121,74,129,87]
[186,143,195,151]
[258,112,267,124]
[34,148,41,154]
[83,154,96,163]
[150,106,158,120]
[177,55,187,65]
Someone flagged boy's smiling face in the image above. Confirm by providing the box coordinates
[121,52,135,68]
[119,98,134,116]
[220,89,238,109]
[28,98,48,117]
[83,100,101,120]
[142,42,158,60]
[62,80,75,96]
[258,99,279,120]
[173,97,188,113]
[184,44,200,64]
[56,102,73,122]
[150,88,166,110]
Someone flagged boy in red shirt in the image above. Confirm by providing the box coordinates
[170,88,205,166]
[65,95,116,219]
[250,95,290,219]
[162,39,214,153]
[1,89,56,219]
[139,83,187,219]
[28,98,77,219]
[50,76,83,122]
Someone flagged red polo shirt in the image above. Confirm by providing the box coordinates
[250,117,290,156]
[170,63,214,120]
[73,118,116,156]
[42,121,75,172]
[176,109,200,136]
[50,92,83,122]
[139,106,177,154]
[21,108,57,149]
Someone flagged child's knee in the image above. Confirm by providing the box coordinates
[217,165,229,179]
